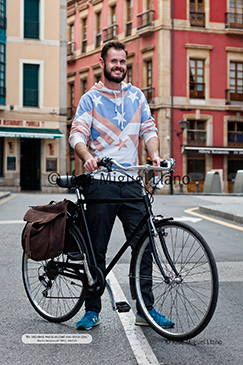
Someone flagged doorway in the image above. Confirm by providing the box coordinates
[20,138,41,190]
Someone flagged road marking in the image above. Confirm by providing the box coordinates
[107,271,161,365]
[173,216,202,223]
[0,220,24,224]
[0,194,17,205]
[185,207,243,231]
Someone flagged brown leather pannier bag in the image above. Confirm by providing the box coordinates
[22,200,70,261]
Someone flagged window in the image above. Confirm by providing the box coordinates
[111,5,117,37]
[94,74,102,84]
[127,65,133,84]
[187,120,206,145]
[67,24,75,56]
[126,0,132,36]
[82,18,87,53]
[24,0,39,39]
[23,64,39,107]
[0,0,6,30]
[142,60,154,103]
[229,62,243,101]
[96,12,101,48]
[228,157,243,182]
[190,59,205,99]
[80,78,87,97]
[190,0,205,27]
[103,5,117,42]
[0,43,6,99]
[67,83,75,120]
[228,121,243,144]
[229,0,243,28]
[187,156,205,182]
[0,137,3,177]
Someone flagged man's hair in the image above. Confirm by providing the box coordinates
[101,41,128,61]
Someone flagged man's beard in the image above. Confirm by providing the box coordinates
[104,63,127,83]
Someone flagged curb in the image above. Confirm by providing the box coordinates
[199,205,243,225]
[0,192,11,200]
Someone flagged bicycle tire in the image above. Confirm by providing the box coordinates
[22,223,87,323]
[134,220,219,341]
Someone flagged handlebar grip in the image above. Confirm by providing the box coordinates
[160,160,168,168]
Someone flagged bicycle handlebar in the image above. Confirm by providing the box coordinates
[97,157,175,172]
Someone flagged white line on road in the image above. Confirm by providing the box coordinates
[173,217,202,223]
[0,220,24,224]
[107,270,161,365]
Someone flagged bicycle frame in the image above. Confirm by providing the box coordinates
[74,177,176,283]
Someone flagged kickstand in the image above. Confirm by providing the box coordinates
[106,279,131,313]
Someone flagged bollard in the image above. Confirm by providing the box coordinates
[180,182,183,194]
[195,181,199,194]
[232,179,235,194]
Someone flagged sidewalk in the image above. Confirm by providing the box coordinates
[0,191,11,200]
[195,195,243,224]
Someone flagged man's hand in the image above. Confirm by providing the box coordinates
[83,157,98,172]
[152,156,163,167]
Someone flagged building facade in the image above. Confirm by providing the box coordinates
[67,0,243,193]
[0,0,67,192]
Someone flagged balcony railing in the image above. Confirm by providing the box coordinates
[190,82,205,99]
[24,21,39,39]
[67,106,76,121]
[102,24,118,43]
[23,89,38,107]
[225,12,243,29]
[141,87,155,104]
[137,10,155,30]
[226,89,243,104]
[96,33,102,48]
[190,12,205,27]
[126,21,132,36]
[228,132,243,145]
[0,16,6,30]
[67,41,75,57]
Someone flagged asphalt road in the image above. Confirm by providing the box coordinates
[0,192,242,365]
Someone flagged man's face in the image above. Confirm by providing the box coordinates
[103,48,127,83]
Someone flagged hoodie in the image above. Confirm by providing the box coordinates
[69,81,158,180]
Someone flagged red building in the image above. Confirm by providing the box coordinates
[67,0,243,193]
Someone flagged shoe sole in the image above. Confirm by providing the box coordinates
[135,315,175,328]
[77,319,100,331]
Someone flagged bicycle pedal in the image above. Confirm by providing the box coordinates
[116,301,131,312]
[67,252,84,261]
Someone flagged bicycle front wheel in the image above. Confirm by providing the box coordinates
[22,224,86,323]
[134,220,218,341]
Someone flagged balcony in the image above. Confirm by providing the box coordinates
[67,41,75,56]
[67,106,76,121]
[137,10,155,35]
[226,89,243,105]
[189,12,205,27]
[225,12,243,30]
[141,87,155,104]
[190,82,205,99]
[102,24,118,43]
[187,130,206,146]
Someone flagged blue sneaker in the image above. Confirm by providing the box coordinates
[76,311,100,330]
[135,308,174,328]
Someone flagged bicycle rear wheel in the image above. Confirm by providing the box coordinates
[134,220,218,341]
[22,224,86,323]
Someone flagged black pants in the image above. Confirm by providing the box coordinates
[83,179,154,313]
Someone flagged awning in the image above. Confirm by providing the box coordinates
[0,127,63,139]
[182,146,243,155]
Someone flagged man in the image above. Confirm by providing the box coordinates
[69,41,174,330]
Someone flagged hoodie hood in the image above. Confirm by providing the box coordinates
[90,81,132,130]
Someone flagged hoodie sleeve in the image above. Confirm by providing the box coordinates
[69,94,92,149]
[139,92,158,144]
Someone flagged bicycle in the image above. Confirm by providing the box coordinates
[22,157,219,341]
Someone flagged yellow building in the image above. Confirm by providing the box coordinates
[0,0,67,192]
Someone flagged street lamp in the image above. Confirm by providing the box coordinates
[177,119,188,136]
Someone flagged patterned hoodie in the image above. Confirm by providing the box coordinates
[69,81,158,179]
